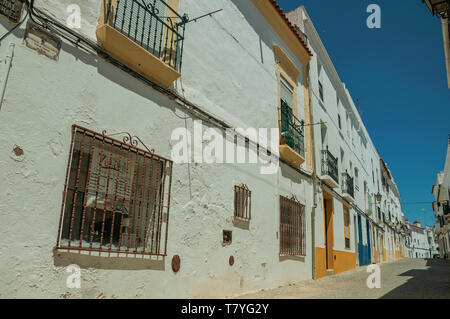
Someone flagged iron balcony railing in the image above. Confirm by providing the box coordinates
[321,147,339,184]
[443,202,450,216]
[279,100,305,158]
[105,0,187,72]
[341,171,354,199]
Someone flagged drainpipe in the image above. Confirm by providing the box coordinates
[311,136,317,279]
[304,62,318,280]
[0,43,15,113]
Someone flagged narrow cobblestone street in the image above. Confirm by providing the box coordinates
[237,258,450,299]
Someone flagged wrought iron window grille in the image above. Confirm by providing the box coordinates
[55,125,173,257]
[234,184,251,221]
[279,195,306,256]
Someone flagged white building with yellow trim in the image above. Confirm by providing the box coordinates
[0,0,406,298]
[286,6,407,278]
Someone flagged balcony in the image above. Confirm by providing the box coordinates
[321,147,339,188]
[435,222,441,234]
[341,171,354,202]
[443,202,450,215]
[279,100,305,168]
[376,207,383,225]
[97,0,187,88]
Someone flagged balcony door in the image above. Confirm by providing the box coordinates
[114,0,168,57]
[280,75,295,140]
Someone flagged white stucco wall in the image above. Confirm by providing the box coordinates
[0,0,410,298]
[302,9,378,256]
[0,0,316,298]
[296,5,407,263]
[33,0,306,133]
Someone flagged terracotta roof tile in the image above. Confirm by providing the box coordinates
[268,0,313,57]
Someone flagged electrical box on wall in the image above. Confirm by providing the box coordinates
[24,20,61,61]
[0,0,25,24]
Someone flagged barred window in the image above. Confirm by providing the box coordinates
[234,184,251,220]
[0,0,25,23]
[56,125,173,257]
[280,195,306,256]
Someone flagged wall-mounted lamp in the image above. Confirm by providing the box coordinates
[422,0,450,18]
[369,192,382,205]
[375,192,382,202]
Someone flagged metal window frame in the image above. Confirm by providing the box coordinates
[55,125,173,257]
[234,184,251,221]
[279,195,306,257]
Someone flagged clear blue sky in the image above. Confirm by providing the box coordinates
[277,0,450,227]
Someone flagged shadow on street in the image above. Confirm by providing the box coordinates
[380,259,450,299]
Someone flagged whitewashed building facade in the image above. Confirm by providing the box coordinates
[286,6,407,275]
[0,0,407,298]
[405,221,439,259]
[432,137,450,259]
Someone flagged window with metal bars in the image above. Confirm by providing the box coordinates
[0,0,25,23]
[279,195,306,256]
[234,184,251,221]
[56,125,173,257]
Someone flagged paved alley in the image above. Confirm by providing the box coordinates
[237,258,450,299]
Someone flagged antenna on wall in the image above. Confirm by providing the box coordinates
[182,9,223,25]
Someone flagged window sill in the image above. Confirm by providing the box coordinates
[96,24,181,88]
